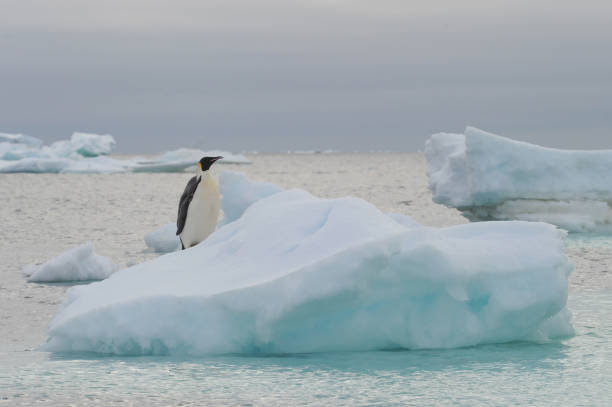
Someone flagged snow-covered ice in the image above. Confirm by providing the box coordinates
[23,243,119,283]
[0,132,251,173]
[425,127,612,232]
[47,132,116,158]
[46,179,572,355]
[0,132,120,173]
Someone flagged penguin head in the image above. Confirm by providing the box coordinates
[199,156,223,172]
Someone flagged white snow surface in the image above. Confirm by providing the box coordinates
[47,185,572,355]
[0,132,251,173]
[425,127,612,232]
[23,243,119,283]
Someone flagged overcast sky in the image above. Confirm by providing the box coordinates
[1,1,611,153]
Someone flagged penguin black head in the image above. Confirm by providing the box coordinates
[199,156,223,171]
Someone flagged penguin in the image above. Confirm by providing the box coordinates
[176,156,223,249]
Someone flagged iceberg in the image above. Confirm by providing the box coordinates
[132,148,251,173]
[47,132,116,158]
[425,127,612,232]
[0,132,251,173]
[23,243,119,283]
[46,182,572,355]
[0,132,43,147]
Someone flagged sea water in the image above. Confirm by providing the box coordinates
[1,154,610,406]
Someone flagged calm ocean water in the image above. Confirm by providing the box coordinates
[1,154,610,406]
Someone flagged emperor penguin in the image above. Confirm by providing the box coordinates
[176,156,223,249]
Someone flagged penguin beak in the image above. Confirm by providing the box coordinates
[211,156,223,164]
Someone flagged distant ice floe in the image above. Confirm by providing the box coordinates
[0,132,43,147]
[47,174,571,356]
[132,148,251,172]
[0,132,251,173]
[23,243,119,283]
[425,127,612,232]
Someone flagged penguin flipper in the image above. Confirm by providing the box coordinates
[176,175,200,236]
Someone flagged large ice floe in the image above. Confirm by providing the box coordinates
[0,132,250,173]
[425,127,612,232]
[46,174,572,355]
[23,243,118,283]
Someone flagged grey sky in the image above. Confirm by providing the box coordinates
[1,1,611,153]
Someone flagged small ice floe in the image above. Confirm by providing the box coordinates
[0,131,251,173]
[145,223,181,253]
[0,132,119,173]
[132,148,251,173]
[425,127,612,232]
[47,176,571,356]
[23,243,119,283]
[0,132,43,147]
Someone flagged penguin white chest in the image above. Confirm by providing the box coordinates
[180,177,220,248]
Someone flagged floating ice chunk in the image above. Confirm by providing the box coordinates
[0,156,128,174]
[46,189,572,356]
[58,156,129,174]
[219,171,283,224]
[0,132,43,147]
[467,199,612,233]
[132,149,251,172]
[425,127,612,232]
[0,132,119,173]
[0,132,114,162]
[0,130,250,173]
[48,132,116,158]
[23,243,119,283]
[133,148,251,172]
[0,142,40,161]
[145,223,181,253]
[0,157,70,173]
